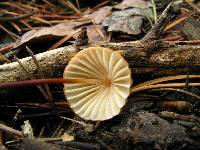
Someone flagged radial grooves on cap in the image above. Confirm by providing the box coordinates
[63,47,132,121]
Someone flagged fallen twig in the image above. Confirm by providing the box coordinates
[185,0,200,14]
[0,43,14,53]
[0,124,24,138]
[0,24,20,40]
[0,12,35,22]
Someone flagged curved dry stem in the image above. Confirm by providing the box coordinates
[132,75,200,90]
[131,82,200,94]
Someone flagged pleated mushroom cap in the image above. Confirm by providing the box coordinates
[63,47,132,121]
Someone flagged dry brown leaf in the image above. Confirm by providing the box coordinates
[115,0,152,9]
[84,6,112,24]
[103,8,153,35]
[13,21,84,49]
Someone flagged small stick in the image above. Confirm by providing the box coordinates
[94,26,106,42]
[185,0,200,14]
[43,20,68,24]
[75,0,80,9]
[0,2,28,13]
[48,29,81,50]
[58,0,81,15]
[20,20,32,29]
[93,0,110,10]
[30,16,51,25]
[0,12,35,22]
[18,111,68,120]
[171,40,200,45]
[15,2,40,12]
[0,53,11,63]
[16,102,68,109]
[0,24,20,40]
[60,116,86,127]
[42,0,58,10]
[34,14,80,19]
[142,3,172,42]
[14,56,49,101]
[26,47,54,105]
[164,16,188,31]
[162,35,182,41]
[159,111,200,124]
[151,0,158,23]
[0,123,24,137]
[0,10,19,16]
[10,22,21,33]
[1,10,32,30]
[131,82,200,94]
[0,43,13,53]
[131,75,200,90]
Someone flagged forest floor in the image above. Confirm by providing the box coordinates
[0,0,200,149]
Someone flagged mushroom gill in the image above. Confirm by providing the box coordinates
[63,47,132,121]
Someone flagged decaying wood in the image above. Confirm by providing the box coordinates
[0,46,78,83]
[0,44,200,83]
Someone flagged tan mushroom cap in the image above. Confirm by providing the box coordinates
[63,47,132,121]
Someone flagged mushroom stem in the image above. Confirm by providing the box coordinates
[1,75,200,95]
[0,78,110,89]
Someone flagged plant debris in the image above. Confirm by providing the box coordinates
[84,6,112,24]
[182,17,200,40]
[115,0,152,9]
[112,111,191,149]
[0,0,200,149]
[103,8,153,35]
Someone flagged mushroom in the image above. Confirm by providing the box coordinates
[63,47,132,121]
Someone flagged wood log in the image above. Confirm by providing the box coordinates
[0,44,200,83]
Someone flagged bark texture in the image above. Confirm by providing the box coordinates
[0,46,78,83]
[0,44,200,83]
